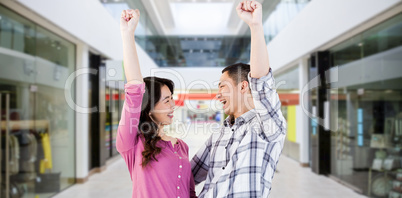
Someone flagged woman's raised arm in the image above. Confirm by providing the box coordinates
[120,9,143,84]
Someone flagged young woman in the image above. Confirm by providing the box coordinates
[116,9,196,198]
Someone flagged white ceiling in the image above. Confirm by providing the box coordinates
[141,0,246,35]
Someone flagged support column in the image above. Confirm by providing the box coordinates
[298,57,309,166]
[75,43,90,182]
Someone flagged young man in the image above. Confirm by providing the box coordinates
[190,1,287,197]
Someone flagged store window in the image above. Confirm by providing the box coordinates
[1,5,76,198]
[328,13,402,197]
[276,66,300,161]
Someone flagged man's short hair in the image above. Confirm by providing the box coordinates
[222,63,251,84]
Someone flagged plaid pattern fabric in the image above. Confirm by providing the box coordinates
[191,69,287,198]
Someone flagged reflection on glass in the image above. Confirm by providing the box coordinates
[277,66,300,161]
[0,6,36,55]
[1,5,76,198]
[330,13,402,67]
[263,0,310,43]
[35,27,75,68]
[136,36,251,67]
[328,13,402,197]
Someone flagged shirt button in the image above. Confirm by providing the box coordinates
[179,157,182,159]
[177,186,180,189]
[178,175,181,178]
[179,165,182,168]
[174,152,177,153]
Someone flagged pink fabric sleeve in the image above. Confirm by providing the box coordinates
[116,83,146,153]
[190,173,197,198]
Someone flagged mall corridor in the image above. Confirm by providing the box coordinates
[54,124,367,198]
[1,0,402,197]
[54,156,367,198]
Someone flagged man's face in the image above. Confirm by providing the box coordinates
[217,72,242,116]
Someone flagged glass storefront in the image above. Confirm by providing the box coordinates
[276,66,300,161]
[325,13,402,197]
[0,4,76,198]
[105,87,121,157]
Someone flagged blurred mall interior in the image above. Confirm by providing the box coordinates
[0,0,401,197]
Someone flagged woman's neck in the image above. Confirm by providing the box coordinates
[158,128,167,139]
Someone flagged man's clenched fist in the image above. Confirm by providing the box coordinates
[236,0,262,27]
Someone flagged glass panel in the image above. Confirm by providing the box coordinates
[263,0,310,43]
[0,5,76,198]
[0,6,36,55]
[308,55,318,170]
[330,13,402,67]
[111,89,119,156]
[33,32,76,197]
[135,36,252,67]
[105,87,111,156]
[328,13,402,197]
[35,26,75,68]
[277,66,300,161]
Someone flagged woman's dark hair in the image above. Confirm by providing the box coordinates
[139,76,174,167]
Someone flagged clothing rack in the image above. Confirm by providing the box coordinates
[1,92,51,198]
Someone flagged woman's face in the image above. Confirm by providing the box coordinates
[150,85,175,125]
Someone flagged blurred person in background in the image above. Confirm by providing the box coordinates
[116,9,196,198]
[191,1,287,197]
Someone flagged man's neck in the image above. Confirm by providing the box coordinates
[233,98,255,119]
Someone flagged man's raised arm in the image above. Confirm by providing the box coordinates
[236,0,270,78]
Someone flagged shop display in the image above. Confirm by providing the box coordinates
[1,120,58,197]
[371,173,393,197]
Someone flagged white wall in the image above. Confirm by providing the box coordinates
[268,0,401,73]
[16,0,123,60]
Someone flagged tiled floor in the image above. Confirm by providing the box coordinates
[54,122,367,198]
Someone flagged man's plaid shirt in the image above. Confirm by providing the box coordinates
[191,69,287,198]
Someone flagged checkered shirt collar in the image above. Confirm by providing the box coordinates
[223,109,256,127]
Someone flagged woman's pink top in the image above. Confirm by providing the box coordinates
[116,83,196,198]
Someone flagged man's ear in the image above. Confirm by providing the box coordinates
[240,81,249,93]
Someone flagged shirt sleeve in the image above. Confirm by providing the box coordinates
[191,134,212,185]
[190,173,197,198]
[116,83,146,153]
[248,69,287,142]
